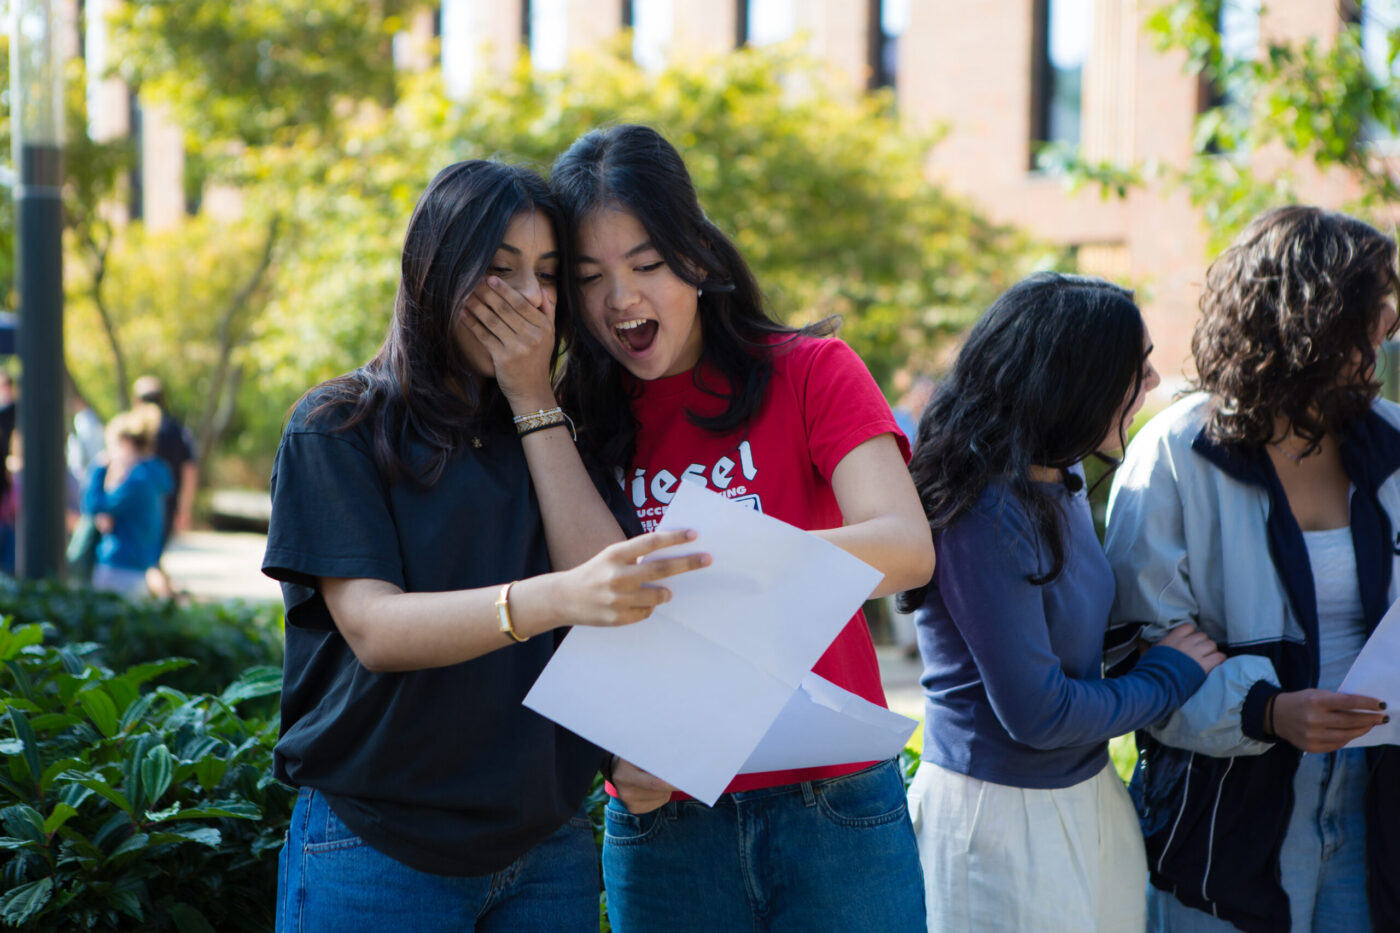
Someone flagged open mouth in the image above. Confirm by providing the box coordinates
[614,319,658,354]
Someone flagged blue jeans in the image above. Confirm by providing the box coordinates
[276,787,599,933]
[601,759,925,932]
[1148,747,1370,933]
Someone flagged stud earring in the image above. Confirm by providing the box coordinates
[697,286,704,297]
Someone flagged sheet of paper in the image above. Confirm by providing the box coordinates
[738,672,918,774]
[524,481,886,804]
[1340,597,1400,748]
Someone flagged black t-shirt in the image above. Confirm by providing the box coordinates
[154,414,196,492]
[262,391,635,876]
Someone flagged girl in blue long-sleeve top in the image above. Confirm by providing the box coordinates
[902,273,1224,932]
[83,405,172,598]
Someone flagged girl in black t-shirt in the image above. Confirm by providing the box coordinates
[264,160,707,931]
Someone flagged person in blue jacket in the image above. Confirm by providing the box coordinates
[1105,206,1397,933]
[902,273,1225,932]
[84,405,172,598]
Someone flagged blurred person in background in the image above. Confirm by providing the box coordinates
[1106,206,1398,933]
[131,374,197,598]
[84,405,172,599]
[64,376,107,583]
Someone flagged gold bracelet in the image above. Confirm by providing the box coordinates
[496,581,526,643]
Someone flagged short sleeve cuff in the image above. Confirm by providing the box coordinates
[1241,679,1284,742]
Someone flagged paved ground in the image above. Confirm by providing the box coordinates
[165,529,926,722]
[161,530,283,604]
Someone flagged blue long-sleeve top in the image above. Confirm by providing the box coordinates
[83,459,173,572]
[916,477,1206,789]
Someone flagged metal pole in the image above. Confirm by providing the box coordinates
[12,0,65,580]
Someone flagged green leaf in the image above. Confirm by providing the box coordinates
[118,692,160,733]
[148,825,221,848]
[77,684,120,738]
[7,708,42,786]
[0,877,53,925]
[108,832,151,859]
[192,754,228,792]
[164,800,260,820]
[168,901,219,933]
[140,744,175,810]
[60,769,135,814]
[123,656,195,685]
[0,836,39,850]
[42,802,78,835]
[0,804,46,845]
[219,665,283,705]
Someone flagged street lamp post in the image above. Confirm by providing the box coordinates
[11,0,66,579]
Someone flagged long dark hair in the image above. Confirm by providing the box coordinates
[1193,205,1400,452]
[551,124,833,471]
[308,160,568,485]
[900,273,1147,608]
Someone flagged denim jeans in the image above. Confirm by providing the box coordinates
[1147,747,1370,933]
[276,787,599,933]
[601,759,925,932]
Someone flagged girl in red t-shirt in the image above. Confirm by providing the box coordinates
[553,124,935,931]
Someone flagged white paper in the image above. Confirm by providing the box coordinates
[524,481,888,804]
[1340,597,1400,748]
[739,672,918,773]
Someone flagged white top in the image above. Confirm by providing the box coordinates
[1303,526,1367,693]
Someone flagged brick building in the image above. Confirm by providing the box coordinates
[92,0,1399,381]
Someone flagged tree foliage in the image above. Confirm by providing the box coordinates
[1053,0,1400,252]
[67,14,1040,481]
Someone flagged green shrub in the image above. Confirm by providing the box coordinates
[0,580,283,698]
[0,617,292,931]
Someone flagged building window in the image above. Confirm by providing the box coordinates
[1198,0,1260,150]
[621,0,633,28]
[128,92,143,222]
[440,0,475,99]
[1360,0,1399,141]
[631,0,672,71]
[867,0,909,90]
[528,0,567,71]
[735,0,749,47]
[744,0,795,47]
[1030,0,1092,164]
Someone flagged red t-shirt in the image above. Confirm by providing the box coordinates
[622,335,909,795]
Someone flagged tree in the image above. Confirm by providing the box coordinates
[77,12,1044,481]
[1048,0,1400,252]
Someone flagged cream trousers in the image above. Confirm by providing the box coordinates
[908,759,1147,932]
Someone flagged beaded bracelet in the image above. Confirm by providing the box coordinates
[513,407,577,441]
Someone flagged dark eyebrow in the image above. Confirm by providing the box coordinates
[496,243,560,260]
[576,241,655,265]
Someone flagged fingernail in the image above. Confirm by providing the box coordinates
[1385,716,1391,724]
[699,554,712,566]
[1381,701,1388,710]
[488,276,501,286]
[685,529,698,539]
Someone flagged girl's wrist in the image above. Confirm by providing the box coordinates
[504,389,560,417]
[503,575,562,638]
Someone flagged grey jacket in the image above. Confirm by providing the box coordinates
[1104,392,1400,932]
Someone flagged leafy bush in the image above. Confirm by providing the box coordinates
[0,618,292,931]
[0,580,283,699]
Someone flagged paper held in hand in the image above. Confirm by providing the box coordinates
[1339,596,1400,748]
[523,481,918,805]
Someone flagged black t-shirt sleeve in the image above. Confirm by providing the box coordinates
[262,421,405,630]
